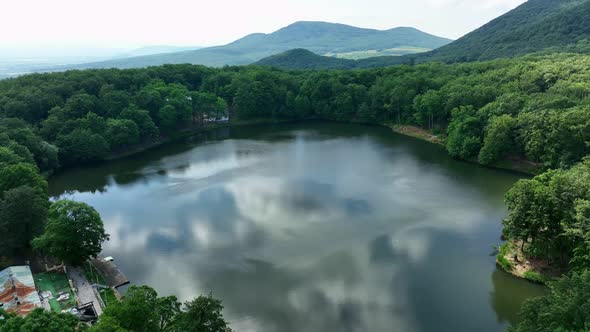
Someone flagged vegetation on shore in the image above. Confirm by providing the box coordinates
[88,285,232,332]
[498,158,590,330]
[496,241,556,284]
[501,159,590,274]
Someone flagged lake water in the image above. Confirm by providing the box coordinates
[49,122,545,332]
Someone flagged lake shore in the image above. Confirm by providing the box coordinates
[106,119,291,161]
[385,123,541,175]
[496,240,563,284]
[51,119,540,177]
[387,124,444,145]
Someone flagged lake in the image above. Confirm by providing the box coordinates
[49,122,545,332]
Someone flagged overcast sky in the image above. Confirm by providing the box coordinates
[2,0,526,49]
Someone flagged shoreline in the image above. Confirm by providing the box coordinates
[496,240,563,284]
[48,119,293,177]
[387,124,444,145]
[50,119,540,177]
[106,118,293,161]
[385,123,540,175]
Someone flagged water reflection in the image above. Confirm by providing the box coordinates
[49,122,545,332]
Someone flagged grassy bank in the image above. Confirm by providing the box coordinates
[495,241,563,284]
[387,124,444,145]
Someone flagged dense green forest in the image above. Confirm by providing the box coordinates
[3,53,589,173]
[1,51,590,330]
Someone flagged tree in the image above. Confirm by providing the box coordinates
[99,85,131,118]
[0,146,24,166]
[0,186,48,256]
[503,159,590,266]
[64,92,99,119]
[158,105,177,134]
[56,129,110,165]
[173,295,233,332]
[92,285,180,332]
[446,106,483,160]
[568,200,590,270]
[105,119,140,150]
[503,176,555,255]
[0,308,81,332]
[83,112,108,136]
[33,200,109,266]
[413,90,444,129]
[90,286,232,332]
[135,88,164,121]
[508,271,590,332]
[479,114,517,165]
[119,108,159,142]
[0,162,47,196]
[0,119,59,172]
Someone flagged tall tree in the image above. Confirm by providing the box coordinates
[33,200,109,266]
[0,185,48,256]
[0,162,47,196]
[173,295,233,332]
[91,285,180,332]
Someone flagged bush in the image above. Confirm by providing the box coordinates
[522,270,547,284]
[497,242,513,271]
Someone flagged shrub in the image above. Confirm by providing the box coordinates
[523,270,547,284]
[497,242,513,271]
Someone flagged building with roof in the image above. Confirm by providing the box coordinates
[0,266,42,316]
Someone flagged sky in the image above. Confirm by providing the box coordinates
[1,0,526,49]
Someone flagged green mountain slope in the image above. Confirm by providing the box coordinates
[66,22,451,69]
[421,0,590,62]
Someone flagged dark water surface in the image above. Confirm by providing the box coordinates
[49,122,545,332]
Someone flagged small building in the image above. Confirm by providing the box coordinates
[0,266,42,316]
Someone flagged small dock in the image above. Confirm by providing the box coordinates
[90,258,130,289]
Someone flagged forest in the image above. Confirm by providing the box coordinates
[1,51,590,331]
[1,52,589,174]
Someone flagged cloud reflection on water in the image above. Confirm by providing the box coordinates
[50,123,542,332]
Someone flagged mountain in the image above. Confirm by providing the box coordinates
[256,0,590,70]
[254,49,408,69]
[64,22,451,69]
[420,0,590,63]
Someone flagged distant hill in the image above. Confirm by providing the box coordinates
[254,49,408,69]
[256,0,590,70]
[115,45,203,58]
[65,22,451,69]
